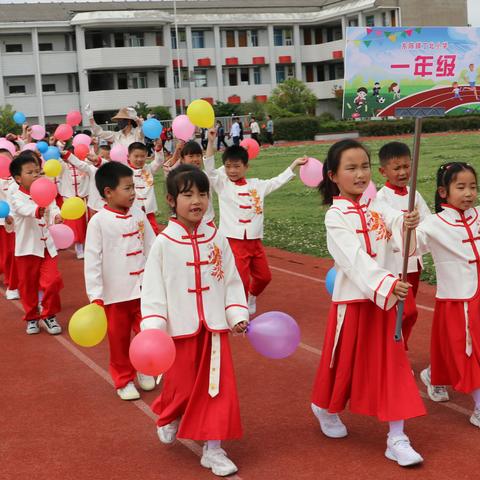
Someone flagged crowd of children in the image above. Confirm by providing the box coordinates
[0,110,479,477]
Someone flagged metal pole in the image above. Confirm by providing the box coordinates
[173,0,183,114]
[394,116,422,342]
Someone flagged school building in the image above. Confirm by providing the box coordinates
[0,0,468,125]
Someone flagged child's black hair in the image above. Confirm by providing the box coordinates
[99,144,111,152]
[9,151,40,179]
[95,161,133,199]
[318,139,371,205]
[181,140,203,157]
[435,162,477,213]
[166,164,210,212]
[222,145,248,165]
[378,141,411,167]
[128,142,148,154]
[0,148,12,158]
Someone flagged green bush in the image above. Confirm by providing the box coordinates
[273,116,319,141]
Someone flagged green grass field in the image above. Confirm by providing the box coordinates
[154,132,479,284]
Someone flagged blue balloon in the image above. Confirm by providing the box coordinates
[325,267,336,296]
[0,200,10,218]
[142,118,163,139]
[36,141,48,154]
[13,111,26,125]
[43,146,60,160]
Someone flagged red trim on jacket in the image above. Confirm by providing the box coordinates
[385,181,408,196]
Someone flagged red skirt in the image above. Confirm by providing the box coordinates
[151,325,242,441]
[312,302,426,421]
[430,295,480,393]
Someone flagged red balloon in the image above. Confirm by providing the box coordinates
[54,124,74,142]
[30,177,57,207]
[66,110,82,127]
[74,144,90,160]
[240,138,260,160]
[0,154,12,179]
[129,330,176,376]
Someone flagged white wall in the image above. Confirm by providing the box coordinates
[3,75,36,95]
[0,34,33,53]
[37,33,70,51]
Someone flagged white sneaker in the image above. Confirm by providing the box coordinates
[420,367,449,402]
[470,408,480,428]
[5,289,20,300]
[40,316,62,335]
[247,293,257,315]
[75,243,84,260]
[385,434,423,467]
[311,403,348,438]
[116,381,140,401]
[136,372,155,391]
[157,419,179,444]
[26,320,40,335]
[200,445,238,477]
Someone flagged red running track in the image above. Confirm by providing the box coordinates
[1,247,479,480]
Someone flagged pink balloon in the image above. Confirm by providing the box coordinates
[299,157,324,188]
[240,138,260,160]
[30,124,46,141]
[0,155,12,179]
[54,124,74,142]
[0,138,16,156]
[361,181,378,203]
[49,224,74,249]
[72,133,91,147]
[30,177,57,207]
[129,330,176,376]
[22,142,37,152]
[66,110,82,127]
[172,115,195,141]
[110,144,128,164]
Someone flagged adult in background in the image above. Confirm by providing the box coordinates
[85,105,144,148]
[216,120,228,151]
[229,117,241,146]
[250,116,261,146]
[265,115,274,145]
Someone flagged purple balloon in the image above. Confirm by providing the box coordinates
[246,311,301,359]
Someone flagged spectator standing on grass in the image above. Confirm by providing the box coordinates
[216,121,228,151]
[250,116,261,146]
[229,118,241,146]
[266,115,274,145]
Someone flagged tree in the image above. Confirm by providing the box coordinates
[0,104,22,137]
[213,101,242,117]
[134,101,149,118]
[268,79,317,116]
[133,102,172,120]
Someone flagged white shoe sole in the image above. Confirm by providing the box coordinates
[385,448,423,467]
[137,375,156,391]
[420,369,449,402]
[39,319,62,335]
[470,414,480,428]
[311,404,348,438]
[157,423,179,444]
[116,390,140,401]
[26,328,40,335]
[200,456,238,477]
[6,294,20,300]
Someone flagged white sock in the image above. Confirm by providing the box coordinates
[206,440,221,450]
[388,420,405,437]
[472,388,480,409]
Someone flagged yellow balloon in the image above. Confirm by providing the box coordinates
[43,159,62,178]
[68,304,107,347]
[61,196,86,220]
[187,99,215,128]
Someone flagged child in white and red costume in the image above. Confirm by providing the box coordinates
[415,162,480,429]
[310,140,426,467]
[84,161,156,401]
[203,129,307,315]
[140,164,249,477]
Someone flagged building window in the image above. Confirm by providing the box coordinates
[118,73,128,89]
[173,69,189,88]
[316,64,325,82]
[276,65,293,83]
[303,29,312,46]
[39,43,53,51]
[156,31,164,47]
[171,29,186,49]
[305,64,314,83]
[9,85,26,94]
[253,67,261,85]
[314,28,323,44]
[5,44,23,53]
[366,15,375,27]
[333,27,342,41]
[226,30,235,48]
[193,69,208,87]
[158,69,166,87]
[128,33,144,47]
[240,68,249,85]
[284,29,293,46]
[42,84,56,92]
[390,10,397,26]
[114,33,125,48]
[273,28,283,46]
[348,18,359,27]
[250,30,258,47]
[192,30,205,49]
[228,68,238,86]
[130,72,147,89]
[238,30,247,47]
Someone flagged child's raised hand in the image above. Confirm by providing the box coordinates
[5,215,14,226]
[403,208,419,230]
[393,279,411,300]
[54,215,63,224]
[232,321,248,334]
[207,128,216,143]
[290,156,309,170]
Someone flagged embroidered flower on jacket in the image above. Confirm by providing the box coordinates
[141,168,154,188]
[137,220,145,243]
[208,243,224,280]
[366,210,392,241]
[249,189,263,214]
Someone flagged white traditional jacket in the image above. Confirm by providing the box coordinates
[376,182,431,274]
[90,123,144,148]
[0,177,14,227]
[64,152,105,212]
[8,186,59,258]
[58,153,90,199]
[326,196,411,311]
[140,218,249,338]
[84,205,155,305]
[204,155,295,239]
[416,205,480,301]
[130,154,164,215]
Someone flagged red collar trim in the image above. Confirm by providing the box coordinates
[104,205,130,216]
[385,181,408,196]
[231,178,247,186]
[19,185,30,195]
[333,195,365,206]
[169,217,202,237]
[440,203,467,215]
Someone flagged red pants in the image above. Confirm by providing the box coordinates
[16,252,63,321]
[0,226,18,290]
[402,270,421,350]
[146,212,160,236]
[152,325,242,441]
[227,237,272,297]
[63,213,87,245]
[104,299,142,389]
